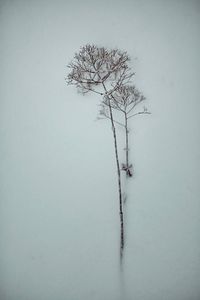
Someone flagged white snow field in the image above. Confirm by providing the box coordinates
[0,0,200,299]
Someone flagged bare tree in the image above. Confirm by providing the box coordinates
[66,44,149,267]
[100,85,150,177]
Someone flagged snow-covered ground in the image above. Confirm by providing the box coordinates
[0,1,200,299]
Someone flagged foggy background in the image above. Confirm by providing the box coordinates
[0,0,200,299]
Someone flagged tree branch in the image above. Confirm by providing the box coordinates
[127,110,151,119]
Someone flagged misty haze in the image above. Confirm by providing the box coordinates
[0,1,200,300]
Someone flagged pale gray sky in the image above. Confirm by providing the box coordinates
[0,1,200,300]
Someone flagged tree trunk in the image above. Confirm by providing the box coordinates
[124,113,132,177]
[102,83,124,266]
[108,100,124,266]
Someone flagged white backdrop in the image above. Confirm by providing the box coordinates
[0,1,200,299]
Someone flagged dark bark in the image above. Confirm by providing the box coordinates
[102,84,124,265]
[109,103,124,265]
